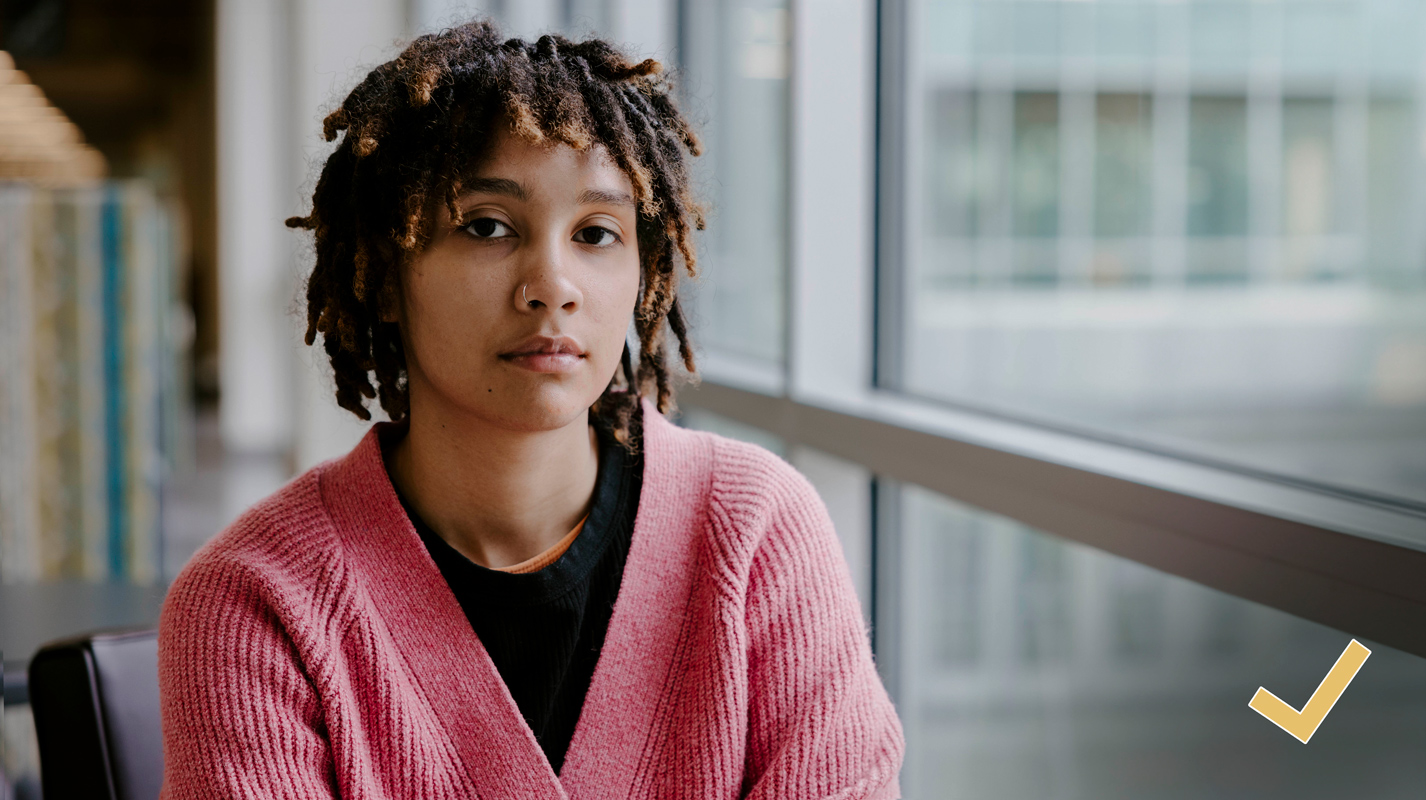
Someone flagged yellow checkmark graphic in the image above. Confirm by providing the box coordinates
[1249,639,1371,744]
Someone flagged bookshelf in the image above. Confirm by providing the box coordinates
[0,55,190,657]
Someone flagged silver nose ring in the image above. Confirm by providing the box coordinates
[522,284,534,307]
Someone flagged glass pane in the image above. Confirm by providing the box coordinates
[900,0,1426,507]
[890,484,1426,799]
[1093,94,1151,235]
[1092,94,1152,285]
[1366,97,1416,283]
[1281,97,1339,278]
[1095,2,1155,64]
[1187,96,1249,240]
[972,1,1014,59]
[926,90,978,242]
[1011,92,1059,241]
[682,0,790,366]
[1011,2,1059,65]
[1284,1,1355,78]
[1186,95,1249,282]
[1190,1,1252,78]
[1366,0,1423,80]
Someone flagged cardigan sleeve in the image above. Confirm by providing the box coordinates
[740,467,905,800]
[158,552,338,800]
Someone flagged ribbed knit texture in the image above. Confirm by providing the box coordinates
[158,398,905,799]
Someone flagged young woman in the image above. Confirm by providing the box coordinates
[158,20,903,799]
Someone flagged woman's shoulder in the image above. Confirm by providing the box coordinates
[706,433,813,504]
[656,418,830,554]
[162,461,348,633]
[646,404,811,498]
[651,422,857,617]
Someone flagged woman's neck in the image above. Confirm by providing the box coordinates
[385,401,600,569]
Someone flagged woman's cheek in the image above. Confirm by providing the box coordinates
[412,296,490,391]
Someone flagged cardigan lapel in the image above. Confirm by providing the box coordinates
[321,427,566,800]
[557,399,713,800]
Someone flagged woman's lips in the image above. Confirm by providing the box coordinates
[500,334,585,372]
[500,352,584,373]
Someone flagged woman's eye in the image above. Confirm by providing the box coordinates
[464,217,512,239]
[574,226,619,247]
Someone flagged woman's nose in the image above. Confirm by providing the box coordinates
[516,234,583,312]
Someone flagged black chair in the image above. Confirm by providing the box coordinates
[27,629,163,800]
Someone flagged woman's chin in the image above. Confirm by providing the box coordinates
[467,386,601,433]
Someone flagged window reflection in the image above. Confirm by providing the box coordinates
[1281,97,1339,279]
[1012,93,1059,248]
[1093,93,1153,285]
[902,0,1426,506]
[891,484,1426,799]
[1365,98,1415,282]
[1093,94,1152,240]
[1185,95,1249,283]
[682,0,790,365]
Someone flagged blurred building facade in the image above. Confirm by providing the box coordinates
[895,0,1426,507]
[882,6,1426,794]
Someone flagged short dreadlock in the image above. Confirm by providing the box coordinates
[286,19,704,448]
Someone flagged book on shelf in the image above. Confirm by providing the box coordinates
[0,180,189,585]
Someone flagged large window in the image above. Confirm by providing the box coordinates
[882,484,1426,799]
[681,0,791,367]
[889,0,1426,507]
[679,0,1426,795]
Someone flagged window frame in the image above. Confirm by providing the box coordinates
[676,0,1426,660]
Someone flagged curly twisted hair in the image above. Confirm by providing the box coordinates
[285,18,704,447]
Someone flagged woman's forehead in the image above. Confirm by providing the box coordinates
[459,131,633,200]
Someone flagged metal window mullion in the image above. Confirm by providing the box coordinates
[900,0,928,357]
[873,0,910,391]
[787,0,877,402]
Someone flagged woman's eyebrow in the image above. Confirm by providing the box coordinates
[462,177,528,201]
[579,188,636,208]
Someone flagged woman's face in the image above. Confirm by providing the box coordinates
[393,126,641,432]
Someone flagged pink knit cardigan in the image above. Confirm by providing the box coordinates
[158,399,904,799]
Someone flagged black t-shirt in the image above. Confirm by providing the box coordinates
[396,420,642,774]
